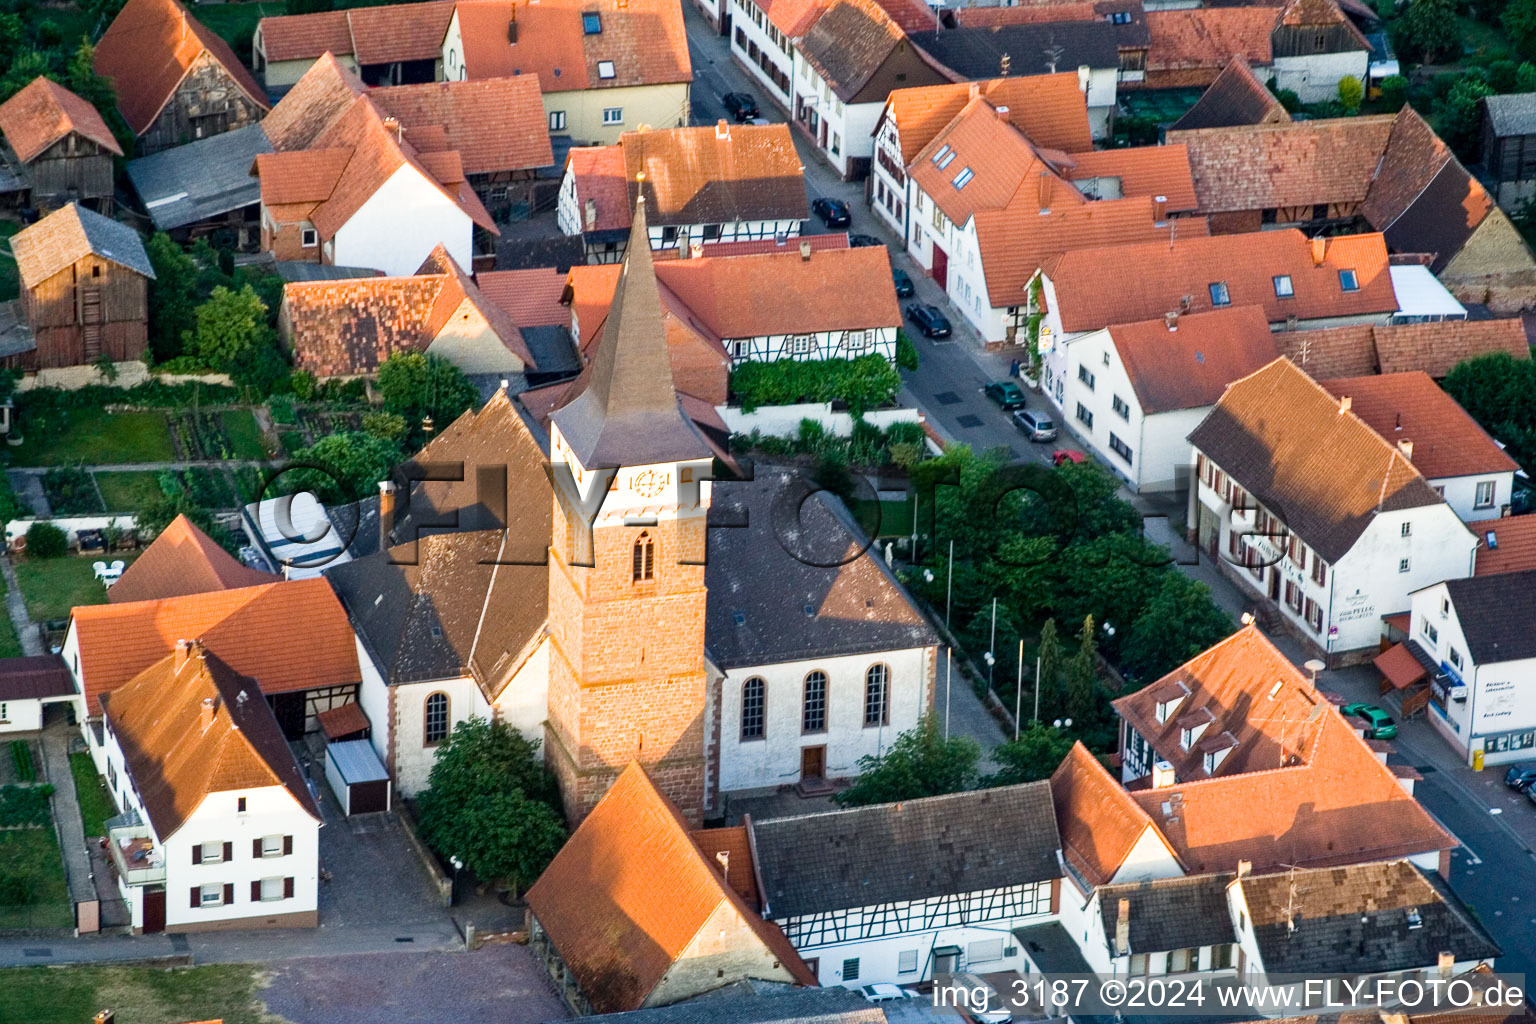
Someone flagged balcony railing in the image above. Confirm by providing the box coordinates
[106,811,165,886]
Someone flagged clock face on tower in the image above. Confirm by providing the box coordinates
[631,469,669,497]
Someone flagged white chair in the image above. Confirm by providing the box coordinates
[91,561,108,581]
[109,559,125,575]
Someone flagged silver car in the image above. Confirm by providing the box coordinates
[1011,408,1057,442]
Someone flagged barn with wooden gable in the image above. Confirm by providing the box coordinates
[0,77,122,212]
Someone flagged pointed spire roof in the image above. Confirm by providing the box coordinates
[551,194,711,469]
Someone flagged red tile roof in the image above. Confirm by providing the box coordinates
[109,515,279,605]
[1320,371,1519,480]
[256,2,458,64]
[0,77,121,164]
[564,144,630,232]
[1044,229,1397,332]
[956,3,1098,25]
[757,0,831,38]
[257,10,354,64]
[1051,742,1177,887]
[881,74,1094,164]
[1145,7,1277,73]
[1108,305,1278,414]
[94,0,270,136]
[1475,515,1536,576]
[261,52,368,153]
[476,268,570,328]
[526,764,814,1013]
[317,701,371,739]
[909,95,1065,227]
[1278,319,1533,381]
[1060,144,1199,213]
[71,578,360,716]
[370,77,554,175]
[622,123,808,225]
[455,0,691,90]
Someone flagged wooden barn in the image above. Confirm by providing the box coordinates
[0,77,122,212]
[9,204,155,369]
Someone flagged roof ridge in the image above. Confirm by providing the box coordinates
[756,776,1052,828]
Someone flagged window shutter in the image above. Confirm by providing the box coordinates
[222,841,232,863]
[251,880,261,902]
[253,838,263,859]
[190,886,200,908]
[192,845,202,865]
[283,835,293,856]
[223,883,234,905]
[284,876,294,899]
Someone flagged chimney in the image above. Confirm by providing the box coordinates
[379,480,396,552]
[999,53,1011,77]
[1165,311,1179,332]
[968,81,981,100]
[1338,395,1352,415]
[1311,235,1327,266]
[1437,951,1454,977]
[994,104,1010,122]
[1237,859,1252,878]
[1077,64,1090,93]
[1151,760,1176,788]
[200,696,217,729]
[799,239,812,261]
[716,849,730,885]
[1398,438,1414,461]
[174,637,194,670]
[382,116,401,142]
[715,118,730,140]
[689,241,703,259]
[508,4,518,44]
[1153,194,1167,224]
[583,198,597,231]
[1115,898,1131,956]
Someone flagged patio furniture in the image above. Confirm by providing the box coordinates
[92,560,108,581]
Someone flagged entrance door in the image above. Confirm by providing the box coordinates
[800,745,826,781]
[143,886,165,934]
[932,245,949,291]
[1268,568,1281,601]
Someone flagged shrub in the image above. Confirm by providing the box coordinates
[849,418,886,465]
[1379,75,1409,110]
[1337,75,1364,113]
[895,331,919,371]
[24,522,67,559]
[268,394,297,425]
[730,355,901,416]
[290,370,317,401]
[362,411,407,443]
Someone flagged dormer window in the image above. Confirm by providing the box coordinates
[1155,687,1187,723]
[1180,727,1194,749]
[1339,269,1359,292]
[1203,749,1227,774]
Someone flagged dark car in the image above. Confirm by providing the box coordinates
[849,233,883,247]
[892,268,915,297]
[812,197,852,228]
[984,380,1027,410]
[904,302,952,338]
[721,92,759,121]
[1505,764,1536,792]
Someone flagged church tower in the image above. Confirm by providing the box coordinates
[545,194,714,825]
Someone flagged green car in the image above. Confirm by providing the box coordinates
[984,380,1027,410]
[1341,702,1398,740]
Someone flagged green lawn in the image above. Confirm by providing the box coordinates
[0,829,72,930]
[0,963,270,1024]
[14,554,138,623]
[69,752,116,840]
[94,471,165,514]
[10,409,174,467]
[0,221,19,302]
[192,0,282,52]
[221,410,269,460]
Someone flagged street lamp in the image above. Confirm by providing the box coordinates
[449,854,464,899]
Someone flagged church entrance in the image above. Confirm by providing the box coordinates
[800,745,825,781]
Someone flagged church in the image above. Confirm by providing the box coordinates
[324,197,939,824]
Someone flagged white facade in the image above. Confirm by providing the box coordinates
[328,164,474,277]
[1271,51,1369,106]
[1192,454,1477,658]
[1410,582,1536,767]
[1081,67,1118,141]
[714,646,931,796]
[729,0,796,109]
[725,326,898,366]
[790,52,884,179]
[0,698,44,732]
[1433,471,1515,524]
[870,115,909,242]
[905,191,1013,343]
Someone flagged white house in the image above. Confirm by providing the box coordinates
[1187,358,1477,663]
[1320,372,1519,524]
[728,0,814,112]
[1047,305,1278,492]
[98,640,321,934]
[1407,570,1536,767]
[0,656,77,734]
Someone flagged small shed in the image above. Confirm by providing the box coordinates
[0,654,75,732]
[325,739,391,815]
[1482,93,1536,209]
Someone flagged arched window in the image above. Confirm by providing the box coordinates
[741,677,766,740]
[802,671,827,734]
[864,664,889,726]
[632,530,655,582]
[424,692,449,745]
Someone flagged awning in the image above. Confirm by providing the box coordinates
[1374,642,1428,690]
[1382,612,1410,636]
[318,702,371,740]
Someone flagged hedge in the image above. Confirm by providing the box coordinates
[729,355,901,416]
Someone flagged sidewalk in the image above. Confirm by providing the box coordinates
[40,715,95,909]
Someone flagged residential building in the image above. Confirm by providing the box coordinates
[1093,873,1240,977]
[0,656,76,734]
[1046,305,1279,492]
[729,0,824,115]
[1405,570,1536,766]
[94,0,270,154]
[527,763,814,1014]
[1481,92,1536,210]
[108,514,278,606]
[1168,56,1291,132]
[557,123,808,263]
[279,244,535,379]
[946,1,1151,90]
[253,1,457,91]
[0,77,122,212]
[99,640,321,934]
[1187,358,1477,661]
[1474,515,1536,577]
[443,0,692,145]
[789,0,950,179]
[870,74,1094,243]
[1320,372,1519,523]
[1277,318,1531,381]
[1051,742,1185,893]
[9,203,155,369]
[750,782,1063,987]
[910,24,1121,138]
[562,986,885,1024]
[125,124,271,247]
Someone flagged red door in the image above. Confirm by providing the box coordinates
[143,887,165,934]
[932,245,949,291]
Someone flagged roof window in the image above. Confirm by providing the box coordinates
[583,11,602,33]
[1273,274,1293,298]
[1339,269,1359,292]
[932,144,951,165]
[937,150,956,170]
[953,167,974,189]
[597,60,616,79]
[1208,282,1230,307]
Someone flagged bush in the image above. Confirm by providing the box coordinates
[362,411,407,443]
[1379,75,1409,110]
[290,370,317,401]
[41,466,102,515]
[268,394,297,425]
[730,355,901,416]
[1337,75,1364,113]
[896,331,919,371]
[24,522,67,559]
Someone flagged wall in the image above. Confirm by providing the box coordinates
[424,296,527,375]
[727,325,897,365]
[645,900,800,1006]
[715,645,931,795]
[14,362,228,391]
[1441,208,1536,313]
[5,514,137,547]
[870,116,909,242]
[546,84,692,147]
[717,402,919,438]
[1271,51,1368,105]
[140,51,266,155]
[1435,471,1515,523]
[332,164,474,276]
[490,635,551,741]
[1109,826,1185,884]
[0,698,43,732]
[391,674,491,797]
[1085,68,1117,141]
[729,0,795,109]
[355,638,393,772]
[28,135,116,205]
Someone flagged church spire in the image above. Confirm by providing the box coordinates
[551,192,710,470]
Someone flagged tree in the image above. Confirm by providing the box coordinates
[376,352,479,435]
[289,432,404,504]
[1507,0,1536,62]
[834,715,980,807]
[1435,77,1496,156]
[24,522,66,558]
[134,490,220,544]
[1442,351,1536,470]
[985,722,1072,787]
[185,284,275,370]
[0,51,54,103]
[416,717,566,896]
[1035,618,1062,721]
[1120,573,1236,681]
[0,13,21,68]
[1337,75,1364,114]
[1398,0,1461,62]
[1379,75,1409,111]
[1066,615,1099,725]
[145,233,200,363]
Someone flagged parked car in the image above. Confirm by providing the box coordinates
[904,303,952,338]
[721,92,759,121]
[1053,449,1086,466]
[1504,763,1536,792]
[812,197,851,228]
[985,380,1027,410]
[892,267,915,297]
[1528,785,1536,808]
[849,233,883,247]
[1341,702,1398,740]
[1012,408,1057,441]
[861,985,912,1003]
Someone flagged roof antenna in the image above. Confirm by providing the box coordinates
[1282,864,1302,936]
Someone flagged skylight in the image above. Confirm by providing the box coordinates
[953,167,974,189]
[1339,269,1359,292]
[1209,281,1231,306]
[1273,274,1293,298]
[583,11,602,33]
[932,144,952,164]
[937,150,957,170]
[597,60,616,79]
